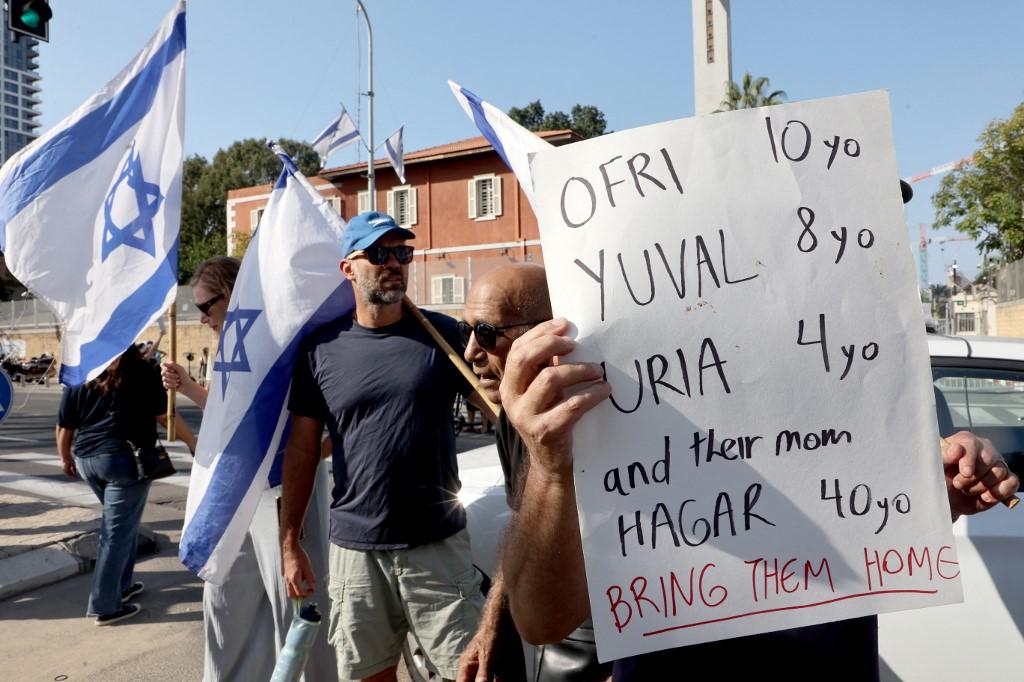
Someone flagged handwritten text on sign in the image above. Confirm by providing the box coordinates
[529,91,961,662]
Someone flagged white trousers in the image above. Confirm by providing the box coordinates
[202,461,336,682]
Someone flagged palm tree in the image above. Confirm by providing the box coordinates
[717,73,787,112]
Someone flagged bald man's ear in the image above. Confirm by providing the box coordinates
[340,259,357,282]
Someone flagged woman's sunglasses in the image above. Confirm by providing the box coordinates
[350,245,415,266]
[196,293,225,316]
[457,319,549,352]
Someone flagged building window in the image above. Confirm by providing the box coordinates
[4,83,17,93]
[325,196,341,214]
[357,190,370,214]
[386,185,418,227]
[250,208,265,230]
[468,174,502,220]
[955,312,976,334]
[431,275,465,305]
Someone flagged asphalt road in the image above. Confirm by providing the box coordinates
[0,385,494,681]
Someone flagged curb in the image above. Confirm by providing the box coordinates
[0,525,161,601]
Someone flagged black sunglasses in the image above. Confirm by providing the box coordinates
[196,293,224,316]
[457,319,549,352]
[351,245,415,266]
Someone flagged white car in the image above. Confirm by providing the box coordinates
[406,334,1023,680]
[879,335,1024,680]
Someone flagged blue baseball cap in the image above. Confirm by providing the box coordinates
[341,211,416,258]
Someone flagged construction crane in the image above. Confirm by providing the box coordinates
[905,156,974,292]
[918,226,974,297]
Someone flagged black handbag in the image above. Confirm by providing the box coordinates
[132,441,176,481]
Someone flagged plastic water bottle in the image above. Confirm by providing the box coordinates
[270,601,322,682]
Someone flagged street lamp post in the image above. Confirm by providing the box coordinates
[355,0,375,210]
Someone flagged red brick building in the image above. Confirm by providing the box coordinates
[226,130,577,311]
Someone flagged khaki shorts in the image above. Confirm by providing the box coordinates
[327,529,484,679]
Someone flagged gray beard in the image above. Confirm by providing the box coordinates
[357,274,405,305]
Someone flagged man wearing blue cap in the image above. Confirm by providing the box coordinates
[280,211,484,682]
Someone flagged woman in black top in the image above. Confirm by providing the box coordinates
[56,345,195,625]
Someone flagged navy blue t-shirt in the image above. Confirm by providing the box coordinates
[289,309,472,550]
[612,616,879,680]
[57,365,167,458]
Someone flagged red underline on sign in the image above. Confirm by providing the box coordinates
[641,589,939,637]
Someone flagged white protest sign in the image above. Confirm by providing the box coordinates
[529,91,962,662]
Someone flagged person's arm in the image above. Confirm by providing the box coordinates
[161,361,208,410]
[280,413,325,598]
[941,431,1020,521]
[458,569,510,682]
[155,413,197,455]
[499,318,611,644]
[55,425,77,478]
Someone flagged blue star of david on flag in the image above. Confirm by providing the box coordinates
[101,142,164,261]
[214,306,262,398]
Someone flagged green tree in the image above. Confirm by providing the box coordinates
[933,102,1024,261]
[717,73,786,111]
[178,138,319,282]
[507,100,608,139]
[569,104,608,140]
[507,100,545,131]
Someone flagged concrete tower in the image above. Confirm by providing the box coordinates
[692,0,732,116]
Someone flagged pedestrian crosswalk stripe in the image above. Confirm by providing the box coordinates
[0,451,192,491]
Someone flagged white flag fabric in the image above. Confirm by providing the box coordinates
[383,126,406,184]
[179,145,354,583]
[311,105,362,164]
[447,80,553,212]
[0,1,186,386]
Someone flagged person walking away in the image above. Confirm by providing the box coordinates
[57,344,196,625]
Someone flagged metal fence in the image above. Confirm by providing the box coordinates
[409,250,544,313]
[998,259,1024,303]
[0,285,201,331]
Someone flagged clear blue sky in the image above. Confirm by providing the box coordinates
[37,1,1024,284]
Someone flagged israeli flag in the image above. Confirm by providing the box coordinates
[447,80,553,211]
[383,126,406,184]
[0,2,186,386]
[179,144,354,583]
[311,105,362,164]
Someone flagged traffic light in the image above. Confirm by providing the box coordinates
[7,0,52,42]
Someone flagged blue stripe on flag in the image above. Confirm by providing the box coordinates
[59,237,180,386]
[0,11,186,250]
[385,138,399,163]
[329,129,360,151]
[179,281,356,574]
[311,121,338,147]
[459,86,511,170]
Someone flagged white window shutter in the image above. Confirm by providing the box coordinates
[467,179,477,219]
[453,276,465,303]
[250,209,260,228]
[409,187,418,226]
[358,191,369,213]
[493,176,503,216]
[386,190,394,217]
[431,276,443,304]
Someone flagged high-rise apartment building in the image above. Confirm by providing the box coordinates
[0,10,42,163]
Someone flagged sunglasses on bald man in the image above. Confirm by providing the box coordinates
[349,245,415,266]
[457,319,549,352]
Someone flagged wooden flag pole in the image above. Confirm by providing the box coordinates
[403,295,500,421]
[167,301,177,441]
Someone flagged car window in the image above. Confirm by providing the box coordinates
[932,364,1024,477]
